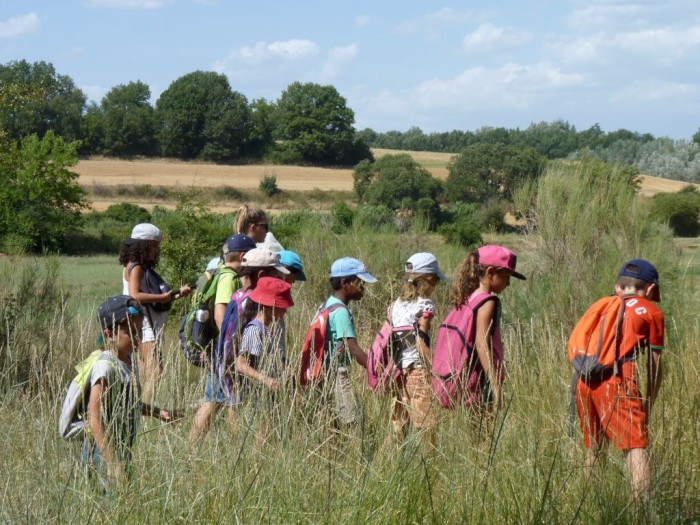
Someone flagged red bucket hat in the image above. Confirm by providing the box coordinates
[249,277,295,309]
[477,245,526,280]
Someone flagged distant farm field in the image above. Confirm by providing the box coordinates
[74,151,696,211]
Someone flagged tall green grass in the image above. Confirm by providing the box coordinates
[1,161,699,523]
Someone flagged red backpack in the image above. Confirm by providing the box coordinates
[366,304,414,394]
[299,301,348,386]
[431,291,496,409]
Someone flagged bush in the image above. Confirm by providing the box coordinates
[354,205,396,232]
[331,202,354,234]
[473,198,509,233]
[650,186,700,237]
[438,218,482,249]
[102,202,151,224]
[259,175,281,197]
[270,209,324,246]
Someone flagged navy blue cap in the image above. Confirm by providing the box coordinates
[618,259,661,302]
[97,295,143,330]
[223,234,256,254]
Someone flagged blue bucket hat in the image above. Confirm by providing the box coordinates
[330,257,377,283]
[279,250,306,281]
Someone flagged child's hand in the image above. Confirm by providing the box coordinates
[159,408,184,422]
[178,284,192,298]
[266,378,280,392]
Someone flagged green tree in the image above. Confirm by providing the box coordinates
[693,128,700,146]
[79,102,104,155]
[272,81,371,165]
[353,154,442,227]
[101,81,158,157]
[247,98,276,158]
[0,60,86,142]
[0,131,88,251]
[156,71,253,161]
[446,144,546,203]
[650,186,700,237]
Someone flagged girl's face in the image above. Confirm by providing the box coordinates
[148,240,161,260]
[273,306,287,321]
[250,220,269,243]
[488,267,512,294]
[419,274,439,297]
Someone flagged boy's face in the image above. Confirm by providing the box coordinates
[111,315,143,355]
[346,278,366,300]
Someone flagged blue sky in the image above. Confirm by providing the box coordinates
[1,0,699,140]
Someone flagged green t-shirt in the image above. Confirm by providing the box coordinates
[214,266,242,305]
[324,296,356,367]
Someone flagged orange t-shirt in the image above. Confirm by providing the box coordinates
[618,294,665,372]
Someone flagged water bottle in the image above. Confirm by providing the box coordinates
[195,308,209,323]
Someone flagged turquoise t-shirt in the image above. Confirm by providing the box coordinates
[324,296,356,367]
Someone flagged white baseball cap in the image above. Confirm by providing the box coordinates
[240,248,289,274]
[124,223,162,244]
[405,252,447,281]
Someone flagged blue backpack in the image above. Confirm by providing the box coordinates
[215,289,252,399]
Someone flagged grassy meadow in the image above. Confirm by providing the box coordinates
[1,163,699,524]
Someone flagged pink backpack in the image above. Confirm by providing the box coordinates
[366,305,414,394]
[431,291,499,409]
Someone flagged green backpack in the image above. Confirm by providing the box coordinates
[179,266,236,367]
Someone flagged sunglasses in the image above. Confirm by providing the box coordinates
[256,223,269,231]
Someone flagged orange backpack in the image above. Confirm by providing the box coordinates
[568,295,627,382]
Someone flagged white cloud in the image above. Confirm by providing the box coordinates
[84,0,169,8]
[0,13,40,39]
[611,79,698,103]
[367,62,586,116]
[320,43,359,80]
[227,39,318,65]
[553,23,700,66]
[463,23,532,54]
[355,15,370,28]
[395,7,474,39]
[568,4,645,28]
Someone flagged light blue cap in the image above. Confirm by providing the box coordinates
[279,250,306,281]
[405,252,447,281]
[330,257,377,283]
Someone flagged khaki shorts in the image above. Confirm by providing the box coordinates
[334,367,358,425]
[392,367,437,430]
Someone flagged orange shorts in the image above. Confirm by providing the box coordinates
[575,364,648,450]
[392,367,437,431]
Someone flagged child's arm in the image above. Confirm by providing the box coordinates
[236,354,279,391]
[416,315,432,362]
[127,264,174,305]
[87,378,125,485]
[474,300,502,405]
[345,338,368,368]
[141,403,183,422]
[646,350,663,412]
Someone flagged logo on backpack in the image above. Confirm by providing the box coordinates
[431,292,497,409]
[568,295,627,382]
[299,302,347,386]
[179,267,235,367]
[59,350,116,440]
[366,305,414,394]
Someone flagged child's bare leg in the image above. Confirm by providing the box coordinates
[139,340,162,405]
[584,448,597,480]
[226,406,238,432]
[188,401,220,451]
[625,448,651,501]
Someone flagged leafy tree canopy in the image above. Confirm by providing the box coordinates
[0,60,86,142]
[101,81,158,157]
[0,131,88,252]
[272,81,371,166]
[446,143,546,203]
[156,71,253,161]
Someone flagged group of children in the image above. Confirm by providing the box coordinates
[70,204,665,502]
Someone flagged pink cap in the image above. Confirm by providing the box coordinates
[477,245,526,280]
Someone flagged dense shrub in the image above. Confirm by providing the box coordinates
[102,202,151,224]
[650,186,700,237]
[438,218,482,249]
[271,208,325,246]
[259,175,280,197]
[473,198,509,233]
[354,205,395,232]
[331,202,354,234]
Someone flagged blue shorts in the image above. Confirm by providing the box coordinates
[204,370,238,406]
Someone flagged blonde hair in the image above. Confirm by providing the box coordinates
[450,251,483,308]
[400,274,437,301]
[235,205,267,235]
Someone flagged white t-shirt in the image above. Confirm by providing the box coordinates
[390,297,435,369]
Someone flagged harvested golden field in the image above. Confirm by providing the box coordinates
[75,153,696,212]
